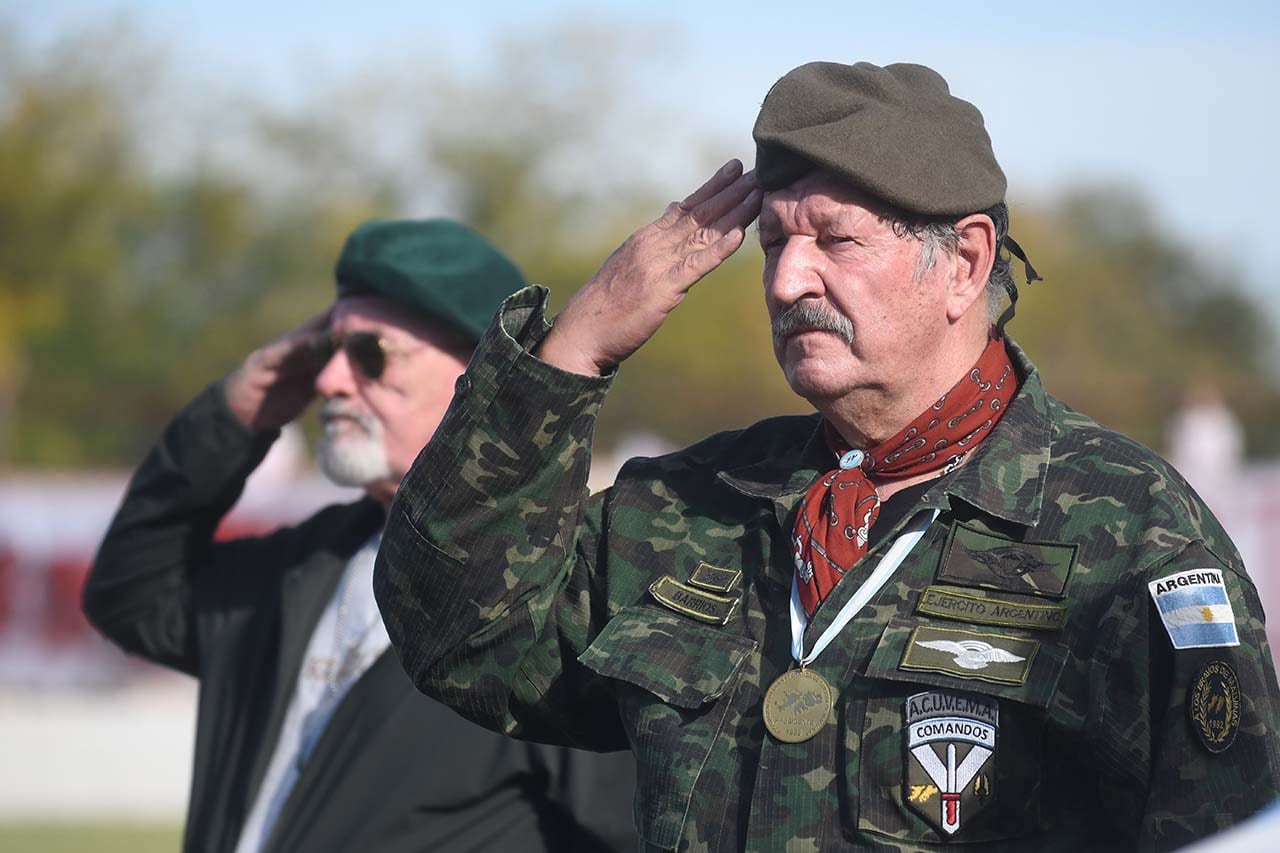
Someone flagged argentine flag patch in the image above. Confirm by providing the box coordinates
[1148,568,1240,650]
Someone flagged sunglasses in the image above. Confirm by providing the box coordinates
[309,330,394,381]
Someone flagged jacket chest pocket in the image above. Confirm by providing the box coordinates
[579,606,756,850]
[853,616,1069,845]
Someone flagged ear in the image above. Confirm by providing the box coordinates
[945,214,996,323]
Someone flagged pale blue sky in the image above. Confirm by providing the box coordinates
[16,1,1280,321]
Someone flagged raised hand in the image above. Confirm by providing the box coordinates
[536,159,762,376]
[224,309,332,432]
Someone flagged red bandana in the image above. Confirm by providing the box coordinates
[792,338,1018,617]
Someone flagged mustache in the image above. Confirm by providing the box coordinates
[771,301,854,346]
[319,399,382,435]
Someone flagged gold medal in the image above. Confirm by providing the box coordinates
[763,667,834,743]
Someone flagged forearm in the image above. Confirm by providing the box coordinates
[83,380,275,669]
[375,286,618,742]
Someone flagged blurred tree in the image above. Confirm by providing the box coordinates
[426,24,663,252]
[0,19,387,466]
[0,20,157,464]
[1,16,1275,469]
[1010,185,1280,456]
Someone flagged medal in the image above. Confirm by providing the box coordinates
[766,508,940,743]
[763,667,834,743]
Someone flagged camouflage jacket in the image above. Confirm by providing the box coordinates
[375,286,1280,852]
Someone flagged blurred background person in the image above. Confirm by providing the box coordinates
[81,219,637,853]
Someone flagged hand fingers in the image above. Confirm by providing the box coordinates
[688,169,755,226]
[277,340,321,376]
[698,179,761,239]
[290,307,334,341]
[678,159,744,212]
[682,226,749,282]
[280,307,333,356]
[678,184,761,282]
[255,309,330,374]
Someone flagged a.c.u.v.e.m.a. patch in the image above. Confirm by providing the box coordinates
[1148,568,1240,650]
[904,690,998,836]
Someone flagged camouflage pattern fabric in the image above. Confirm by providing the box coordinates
[374,285,1280,851]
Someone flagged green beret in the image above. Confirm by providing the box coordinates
[334,218,527,344]
[753,62,1006,216]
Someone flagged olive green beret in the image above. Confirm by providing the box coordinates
[334,218,528,344]
[754,62,1006,216]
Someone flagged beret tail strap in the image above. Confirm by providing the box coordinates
[995,234,1041,334]
[1004,235,1042,284]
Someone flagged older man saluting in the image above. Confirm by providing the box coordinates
[84,219,636,853]
[374,64,1280,850]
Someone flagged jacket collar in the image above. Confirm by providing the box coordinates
[715,338,1052,529]
[933,339,1051,527]
[716,415,826,500]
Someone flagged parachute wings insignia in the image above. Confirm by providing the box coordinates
[900,625,1039,685]
[916,639,1026,671]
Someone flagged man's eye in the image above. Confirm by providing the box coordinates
[821,234,855,246]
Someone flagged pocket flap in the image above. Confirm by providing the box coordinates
[578,606,756,709]
[863,616,1069,709]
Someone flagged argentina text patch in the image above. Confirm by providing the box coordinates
[1148,568,1240,650]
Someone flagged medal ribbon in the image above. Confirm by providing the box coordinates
[790,508,939,666]
[791,337,1018,618]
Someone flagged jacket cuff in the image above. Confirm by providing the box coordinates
[160,379,278,490]
[397,284,614,543]
[464,284,615,406]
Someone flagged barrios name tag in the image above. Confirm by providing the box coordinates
[649,576,738,625]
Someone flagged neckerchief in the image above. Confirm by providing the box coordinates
[792,337,1018,617]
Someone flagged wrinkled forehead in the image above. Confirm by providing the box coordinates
[759,170,896,234]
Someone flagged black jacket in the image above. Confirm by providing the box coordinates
[83,383,637,853]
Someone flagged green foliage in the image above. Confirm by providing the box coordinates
[0,821,181,853]
[0,21,387,465]
[1010,186,1280,455]
[1,17,1276,468]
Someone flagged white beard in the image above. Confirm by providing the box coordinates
[315,400,393,488]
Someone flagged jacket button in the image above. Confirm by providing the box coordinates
[454,375,471,397]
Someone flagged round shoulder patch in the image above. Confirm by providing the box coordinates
[1189,660,1241,754]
